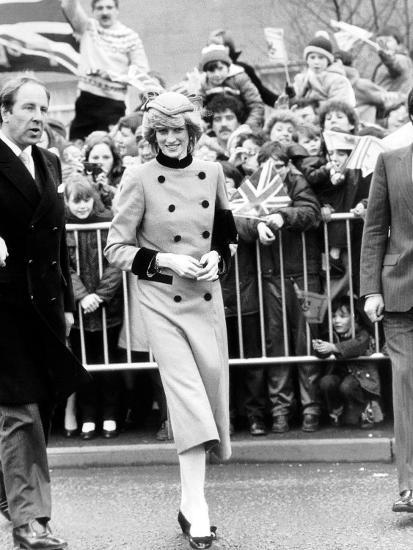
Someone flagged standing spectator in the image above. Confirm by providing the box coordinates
[0,75,89,549]
[293,33,356,107]
[372,27,413,98]
[199,45,264,129]
[61,0,150,140]
[65,175,123,439]
[242,142,322,433]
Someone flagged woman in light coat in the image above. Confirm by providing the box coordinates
[105,91,237,549]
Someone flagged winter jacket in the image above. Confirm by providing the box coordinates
[293,62,356,107]
[240,166,322,277]
[372,46,413,96]
[201,64,265,129]
[67,211,123,331]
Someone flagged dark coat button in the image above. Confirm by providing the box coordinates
[30,225,35,231]
[168,204,175,212]
[52,226,58,232]
[158,175,165,183]
[198,171,206,180]
[51,260,58,267]
[204,293,212,301]
[50,297,57,303]
[174,295,182,303]
[202,200,209,208]
[174,235,181,242]
[28,259,33,265]
[202,231,210,239]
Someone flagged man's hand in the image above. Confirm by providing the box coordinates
[364,294,384,323]
[0,236,8,267]
[257,222,276,245]
[197,251,220,281]
[350,201,367,220]
[80,293,102,314]
[64,312,74,338]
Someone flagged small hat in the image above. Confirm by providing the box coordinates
[146,92,195,116]
[199,45,232,71]
[304,34,334,64]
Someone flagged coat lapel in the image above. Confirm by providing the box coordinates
[0,138,39,207]
[397,144,413,216]
[31,146,59,223]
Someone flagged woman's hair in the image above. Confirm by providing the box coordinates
[142,109,203,154]
[64,174,104,215]
[219,160,243,188]
[264,110,299,136]
[83,133,123,184]
[318,100,359,134]
[257,141,289,165]
[236,131,266,148]
[296,123,321,140]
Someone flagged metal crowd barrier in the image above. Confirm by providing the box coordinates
[66,212,387,374]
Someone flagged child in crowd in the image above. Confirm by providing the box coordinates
[314,296,383,429]
[199,44,265,129]
[293,33,356,107]
[296,123,321,156]
[264,110,299,145]
[228,131,265,177]
[65,175,123,440]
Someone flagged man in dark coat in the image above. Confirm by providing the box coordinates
[0,76,89,549]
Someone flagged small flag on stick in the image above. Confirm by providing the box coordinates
[230,159,292,218]
[323,130,359,153]
[264,27,290,84]
[345,136,386,177]
[330,20,377,50]
[291,279,328,324]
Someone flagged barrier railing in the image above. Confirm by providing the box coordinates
[66,213,387,373]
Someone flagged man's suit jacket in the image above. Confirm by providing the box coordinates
[360,144,413,312]
[0,139,90,404]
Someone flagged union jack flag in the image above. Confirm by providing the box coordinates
[230,159,292,218]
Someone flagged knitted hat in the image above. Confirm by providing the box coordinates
[145,92,195,116]
[199,45,232,71]
[304,34,334,64]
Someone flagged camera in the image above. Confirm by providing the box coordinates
[83,162,103,179]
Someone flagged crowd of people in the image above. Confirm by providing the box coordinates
[37,1,413,443]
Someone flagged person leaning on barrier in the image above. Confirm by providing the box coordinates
[240,141,323,434]
[0,75,89,550]
[360,88,413,514]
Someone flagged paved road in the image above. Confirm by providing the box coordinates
[1,462,413,550]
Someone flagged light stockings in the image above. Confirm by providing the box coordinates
[179,444,210,537]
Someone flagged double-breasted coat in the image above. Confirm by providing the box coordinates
[0,140,90,404]
[105,153,235,459]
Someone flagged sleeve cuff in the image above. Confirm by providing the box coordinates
[131,247,158,276]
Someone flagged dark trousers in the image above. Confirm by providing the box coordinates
[69,91,126,141]
[226,314,266,420]
[0,402,53,528]
[70,327,121,423]
[383,310,413,493]
[320,373,365,412]
[263,275,322,418]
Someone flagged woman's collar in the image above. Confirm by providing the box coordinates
[156,150,193,168]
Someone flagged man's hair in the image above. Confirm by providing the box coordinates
[257,141,289,165]
[117,112,143,134]
[296,123,321,140]
[91,0,119,9]
[0,75,50,123]
[205,94,246,123]
[318,100,359,133]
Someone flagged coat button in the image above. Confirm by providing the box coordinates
[174,235,181,242]
[50,297,57,303]
[202,231,210,239]
[28,259,33,265]
[30,295,34,301]
[158,175,165,183]
[168,204,175,212]
[174,295,182,303]
[202,200,209,208]
[198,171,206,180]
[30,225,35,231]
[51,260,58,267]
[52,226,58,232]
[204,293,212,301]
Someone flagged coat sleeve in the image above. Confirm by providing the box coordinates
[335,329,371,358]
[96,231,123,302]
[327,74,356,107]
[359,153,390,298]
[104,166,152,275]
[235,73,265,129]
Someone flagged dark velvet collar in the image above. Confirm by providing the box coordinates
[156,150,193,169]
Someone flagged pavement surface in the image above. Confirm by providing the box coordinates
[1,462,413,550]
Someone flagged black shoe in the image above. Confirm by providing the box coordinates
[248,417,267,436]
[80,430,96,440]
[189,534,213,549]
[64,429,77,438]
[302,414,320,432]
[392,490,413,512]
[0,498,10,521]
[13,519,67,549]
[271,415,289,434]
[177,510,217,540]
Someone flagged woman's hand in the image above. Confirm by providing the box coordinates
[158,253,202,279]
[197,251,220,281]
[80,293,103,314]
[257,222,276,245]
[0,236,8,267]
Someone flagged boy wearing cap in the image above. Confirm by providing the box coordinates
[199,45,264,130]
[293,33,355,108]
